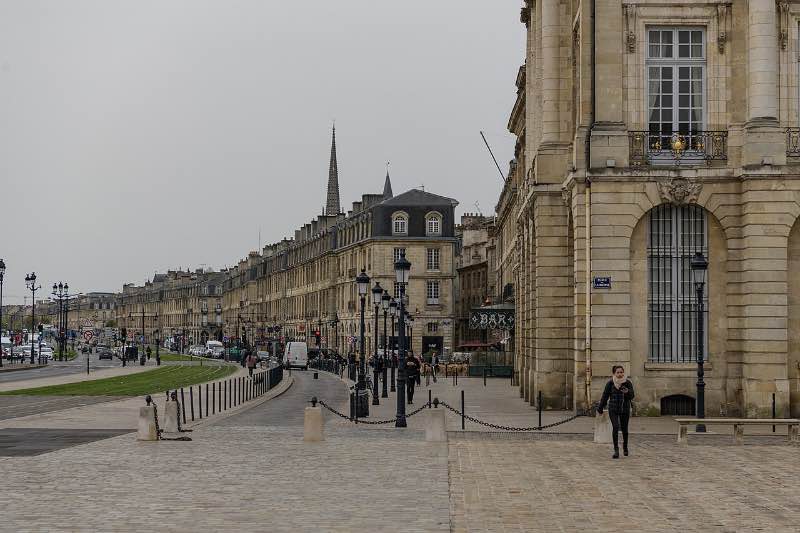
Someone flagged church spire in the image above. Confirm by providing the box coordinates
[326,125,341,215]
[382,162,393,199]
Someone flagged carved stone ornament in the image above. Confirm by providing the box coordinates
[658,178,702,205]
[624,5,637,53]
[717,4,729,54]
[779,2,789,50]
[561,188,571,207]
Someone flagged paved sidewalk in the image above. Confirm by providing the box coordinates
[449,434,800,533]
[331,372,795,438]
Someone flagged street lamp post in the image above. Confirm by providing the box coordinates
[371,281,383,406]
[389,298,398,392]
[381,290,390,398]
[24,273,41,364]
[0,259,5,368]
[52,282,69,361]
[394,251,411,427]
[356,269,370,416]
[691,251,708,433]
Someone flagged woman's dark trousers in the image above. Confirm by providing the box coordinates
[609,410,630,450]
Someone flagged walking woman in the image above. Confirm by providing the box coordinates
[597,365,635,458]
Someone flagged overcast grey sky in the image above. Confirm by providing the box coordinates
[0,0,524,303]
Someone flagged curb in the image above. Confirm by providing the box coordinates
[0,364,46,373]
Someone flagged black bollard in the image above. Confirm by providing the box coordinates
[461,389,465,430]
[538,390,543,429]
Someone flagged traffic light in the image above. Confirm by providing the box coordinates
[121,327,127,340]
[38,324,43,334]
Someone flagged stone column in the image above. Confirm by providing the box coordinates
[589,0,629,168]
[533,191,573,408]
[540,0,560,144]
[743,0,785,166]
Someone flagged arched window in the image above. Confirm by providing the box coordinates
[426,212,442,236]
[392,212,408,235]
[648,204,707,363]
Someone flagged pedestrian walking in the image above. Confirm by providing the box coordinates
[146,346,151,361]
[246,351,257,377]
[597,365,635,459]
[405,352,420,404]
[432,352,440,383]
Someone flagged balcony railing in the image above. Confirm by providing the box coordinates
[629,131,727,167]
[786,128,800,157]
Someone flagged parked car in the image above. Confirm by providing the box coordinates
[256,350,270,362]
[189,345,208,357]
[98,346,113,360]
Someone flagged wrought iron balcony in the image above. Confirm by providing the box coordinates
[629,131,727,167]
[786,128,800,157]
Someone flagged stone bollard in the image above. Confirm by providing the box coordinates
[425,407,447,442]
[304,399,324,442]
[138,396,158,441]
[163,397,180,433]
[593,411,612,444]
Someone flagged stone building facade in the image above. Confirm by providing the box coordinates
[118,269,225,348]
[511,0,800,417]
[221,129,458,359]
[454,213,497,349]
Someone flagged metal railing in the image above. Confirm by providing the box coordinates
[787,128,800,157]
[629,131,727,167]
[171,365,284,423]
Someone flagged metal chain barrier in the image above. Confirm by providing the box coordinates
[317,399,428,425]
[171,391,193,433]
[436,399,582,431]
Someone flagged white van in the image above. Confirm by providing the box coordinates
[205,340,224,358]
[284,342,309,370]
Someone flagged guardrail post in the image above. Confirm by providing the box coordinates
[428,389,432,408]
[180,388,187,424]
[483,367,487,387]
[461,389,465,430]
[189,386,194,422]
[773,393,776,432]
[212,382,216,414]
[538,390,543,429]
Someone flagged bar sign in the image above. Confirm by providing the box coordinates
[593,277,611,289]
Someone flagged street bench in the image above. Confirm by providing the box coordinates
[675,418,800,445]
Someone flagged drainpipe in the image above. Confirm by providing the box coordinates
[584,0,596,411]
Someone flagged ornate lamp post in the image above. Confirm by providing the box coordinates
[0,259,5,368]
[24,272,41,364]
[381,290,390,398]
[371,281,383,406]
[52,282,69,361]
[394,251,411,427]
[389,297,398,392]
[691,251,708,433]
[355,269,370,411]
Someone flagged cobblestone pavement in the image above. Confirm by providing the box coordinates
[1,371,449,532]
[449,433,800,533]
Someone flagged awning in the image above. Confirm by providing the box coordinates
[469,303,515,331]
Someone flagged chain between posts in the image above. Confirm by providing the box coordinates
[436,399,582,431]
[317,399,428,425]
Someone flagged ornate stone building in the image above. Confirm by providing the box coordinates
[118,269,225,348]
[512,0,800,417]
[221,128,458,359]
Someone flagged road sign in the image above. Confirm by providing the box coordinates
[83,330,94,341]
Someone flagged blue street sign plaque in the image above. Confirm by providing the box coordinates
[593,277,612,289]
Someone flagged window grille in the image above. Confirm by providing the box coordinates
[648,204,708,362]
[393,247,405,264]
